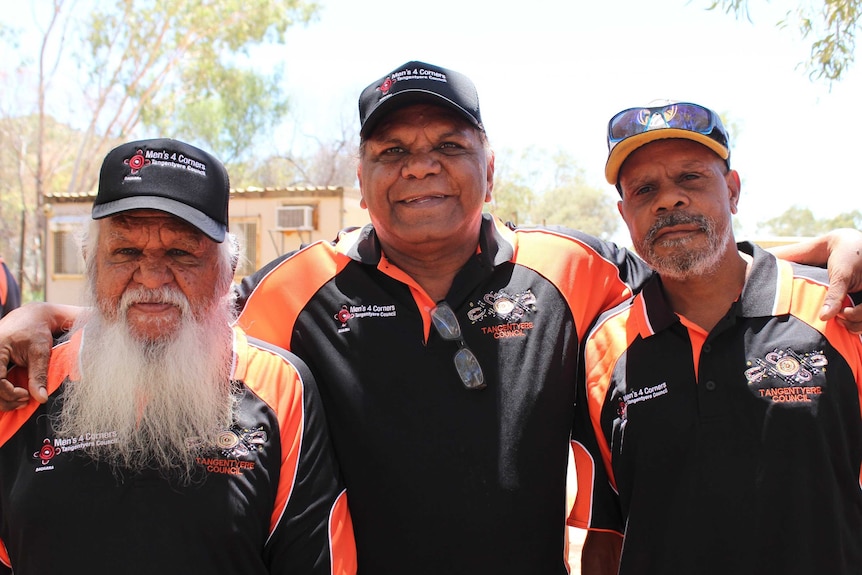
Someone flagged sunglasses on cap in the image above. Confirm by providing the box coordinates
[607,102,729,153]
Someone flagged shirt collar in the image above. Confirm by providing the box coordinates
[634,241,799,339]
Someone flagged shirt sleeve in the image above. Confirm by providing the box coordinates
[559,227,654,299]
[234,251,296,313]
[0,538,11,574]
[569,376,625,535]
[526,226,653,341]
[568,303,630,536]
[250,338,357,575]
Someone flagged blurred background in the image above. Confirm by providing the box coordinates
[2,0,860,303]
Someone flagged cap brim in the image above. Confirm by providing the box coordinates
[605,129,729,185]
[92,195,226,242]
[360,89,481,137]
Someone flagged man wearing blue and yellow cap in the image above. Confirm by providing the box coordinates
[571,102,862,575]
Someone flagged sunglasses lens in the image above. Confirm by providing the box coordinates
[665,104,713,132]
[608,103,715,143]
[608,108,649,141]
[431,304,461,340]
[454,348,486,390]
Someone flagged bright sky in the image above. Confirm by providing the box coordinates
[4,0,859,239]
[276,0,860,238]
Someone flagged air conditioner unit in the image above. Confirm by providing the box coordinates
[275,206,314,231]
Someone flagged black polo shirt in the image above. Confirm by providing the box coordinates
[572,242,862,575]
[0,327,354,574]
[237,214,651,574]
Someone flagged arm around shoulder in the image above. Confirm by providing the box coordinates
[0,302,85,408]
[767,228,862,330]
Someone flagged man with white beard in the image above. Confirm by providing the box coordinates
[0,138,356,575]
[571,102,862,575]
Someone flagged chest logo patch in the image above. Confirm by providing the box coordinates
[195,424,267,476]
[467,289,536,323]
[467,290,537,339]
[333,303,398,333]
[35,438,62,464]
[744,348,827,403]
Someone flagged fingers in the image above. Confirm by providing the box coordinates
[28,350,50,404]
[0,378,31,410]
[835,307,862,334]
[820,228,862,322]
[0,303,61,408]
[820,266,862,325]
[820,278,850,322]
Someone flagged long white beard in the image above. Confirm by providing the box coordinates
[54,285,236,482]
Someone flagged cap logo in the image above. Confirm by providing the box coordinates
[124,149,151,175]
[377,67,449,95]
[121,147,208,183]
[378,77,395,95]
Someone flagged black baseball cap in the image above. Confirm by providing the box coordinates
[358,61,484,137]
[93,138,230,242]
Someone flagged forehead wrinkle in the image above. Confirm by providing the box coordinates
[376,104,473,132]
[623,147,719,181]
[104,214,204,242]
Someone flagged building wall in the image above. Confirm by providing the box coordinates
[44,187,369,305]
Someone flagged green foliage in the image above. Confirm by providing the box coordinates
[488,146,539,225]
[534,151,619,240]
[0,0,320,296]
[168,66,289,162]
[827,210,862,229]
[490,147,620,239]
[535,185,619,240]
[0,114,86,294]
[491,179,535,226]
[757,204,862,236]
[706,0,861,82]
[82,0,317,163]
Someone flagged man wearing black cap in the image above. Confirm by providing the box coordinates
[2,67,862,575]
[234,61,652,573]
[0,139,356,575]
[570,102,862,574]
[234,64,862,573]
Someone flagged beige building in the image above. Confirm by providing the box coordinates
[44,185,370,305]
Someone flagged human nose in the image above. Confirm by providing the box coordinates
[401,150,441,179]
[133,255,175,288]
[653,186,689,213]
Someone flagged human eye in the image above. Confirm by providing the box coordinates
[108,247,141,262]
[167,245,204,265]
[678,171,709,189]
[631,184,654,197]
[374,145,407,162]
[435,140,470,156]
[439,141,461,151]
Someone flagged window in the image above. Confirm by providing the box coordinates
[231,219,259,279]
[50,216,87,276]
[275,205,315,230]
